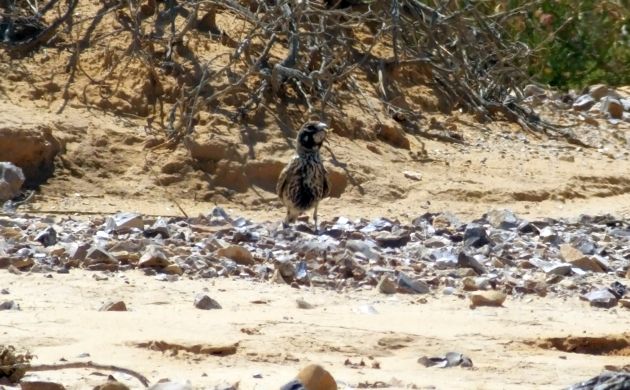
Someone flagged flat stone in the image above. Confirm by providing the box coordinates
[619,299,630,309]
[523,84,546,97]
[20,381,66,390]
[486,209,519,229]
[403,170,423,181]
[377,275,397,294]
[469,291,506,308]
[86,247,119,265]
[216,245,254,265]
[569,256,605,273]
[572,94,595,111]
[582,289,617,308]
[373,230,410,248]
[107,212,144,231]
[0,162,25,202]
[148,380,193,390]
[397,273,430,294]
[0,300,20,310]
[99,301,127,311]
[194,293,222,310]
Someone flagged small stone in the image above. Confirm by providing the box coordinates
[397,273,430,294]
[559,155,575,162]
[148,380,193,390]
[403,170,422,181]
[11,257,34,270]
[35,226,57,247]
[163,263,183,275]
[523,84,546,97]
[539,226,557,242]
[601,97,623,118]
[99,301,127,311]
[216,245,254,265]
[619,299,630,309]
[463,224,489,248]
[457,252,487,275]
[67,242,90,261]
[271,269,287,284]
[93,377,131,390]
[106,212,144,231]
[572,94,596,111]
[86,247,119,265]
[0,162,25,201]
[294,364,337,390]
[560,244,604,272]
[374,230,410,248]
[139,245,170,268]
[0,300,20,310]
[20,381,66,390]
[194,293,222,310]
[582,289,617,308]
[486,209,519,230]
[377,275,397,294]
[542,262,572,276]
[469,291,506,308]
[296,298,314,309]
[588,84,609,101]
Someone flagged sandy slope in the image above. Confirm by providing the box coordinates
[1,270,629,389]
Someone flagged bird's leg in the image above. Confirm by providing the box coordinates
[313,203,319,234]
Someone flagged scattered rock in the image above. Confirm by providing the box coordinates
[377,275,397,294]
[403,171,423,181]
[148,380,193,390]
[417,352,473,368]
[588,84,609,101]
[20,381,66,390]
[486,209,519,229]
[581,289,618,308]
[35,226,57,247]
[566,371,630,390]
[93,376,131,390]
[601,97,624,119]
[296,298,314,309]
[469,291,506,308]
[216,245,254,265]
[294,364,337,390]
[138,245,170,268]
[463,224,490,248]
[523,84,546,97]
[194,294,222,310]
[106,212,144,231]
[0,300,20,310]
[397,273,430,294]
[99,301,128,311]
[572,94,596,111]
[0,162,25,202]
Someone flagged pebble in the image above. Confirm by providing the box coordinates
[99,301,128,311]
[293,364,337,390]
[138,245,170,268]
[20,381,65,390]
[469,291,506,308]
[0,162,25,202]
[216,245,254,265]
[377,275,398,294]
[581,289,617,308]
[296,298,314,309]
[194,294,222,310]
[588,84,609,101]
[572,95,596,111]
[601,97,623,118]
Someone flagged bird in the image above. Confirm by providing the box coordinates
[276,121,331,230]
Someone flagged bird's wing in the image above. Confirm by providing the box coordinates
[276,160,292,198]
[323,167,332,198]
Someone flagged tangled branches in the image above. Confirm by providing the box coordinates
[2,0,573,143]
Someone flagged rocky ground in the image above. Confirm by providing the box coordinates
[1,9,630,387]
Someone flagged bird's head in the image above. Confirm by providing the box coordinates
[296,121,330,154]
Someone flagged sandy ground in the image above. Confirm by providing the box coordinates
[1,269,629,389]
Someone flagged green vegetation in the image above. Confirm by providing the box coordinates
[483,0,629,88]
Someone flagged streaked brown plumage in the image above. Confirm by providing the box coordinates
[276,121,331,229]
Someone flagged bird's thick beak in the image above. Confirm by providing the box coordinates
[315,122,329,133]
